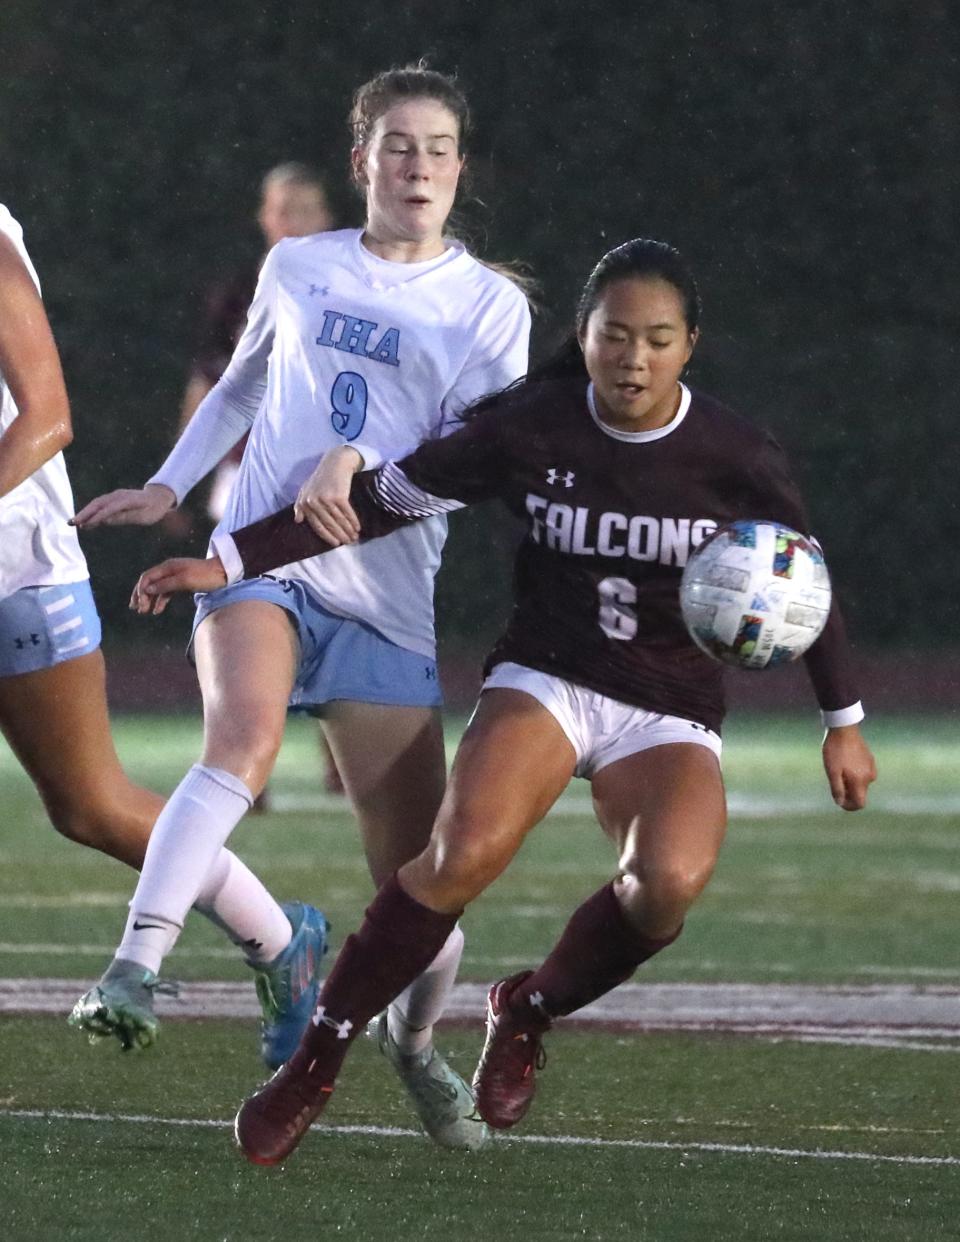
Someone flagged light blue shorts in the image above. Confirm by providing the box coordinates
[191,575,443,713]
[0,580,102,678]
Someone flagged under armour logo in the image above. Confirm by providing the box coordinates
[425,666,437,680]
[14,634,41,650]
[528,990,550,1018]
[546,468,575,487]
[311,1005,353,1039]
[309,284,330,297]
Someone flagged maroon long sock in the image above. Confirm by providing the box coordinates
[292,874,459,1080]
[509,881,681,1024]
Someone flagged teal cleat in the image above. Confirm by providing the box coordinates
[373,1012,490,1151]
[254,902,330,1069]
[68,958,178,1052]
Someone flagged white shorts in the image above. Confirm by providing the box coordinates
[481,661,722,779]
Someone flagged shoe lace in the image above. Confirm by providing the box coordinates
[409,1053,461,1106]
[505,1028,547,1078]
[255,969,287,1022]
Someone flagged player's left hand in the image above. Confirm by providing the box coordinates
[130,556,227,615]
[294,445,364,544]
[822,724,877,811]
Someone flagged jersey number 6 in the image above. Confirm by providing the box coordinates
[330,371,368,441]
[598,577,638,641]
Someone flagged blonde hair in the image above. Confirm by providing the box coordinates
[260,162,327,197]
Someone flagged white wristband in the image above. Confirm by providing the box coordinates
[821,702,865,729]
[210,532,244,586]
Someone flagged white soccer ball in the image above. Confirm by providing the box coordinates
[679,520,832,669]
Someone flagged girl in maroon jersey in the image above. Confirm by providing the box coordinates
[131,238,877,1164]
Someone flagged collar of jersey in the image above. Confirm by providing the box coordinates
[352,230,466,288]
[586,382,691,442]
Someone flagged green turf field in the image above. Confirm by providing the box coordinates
[1,712,958,1240]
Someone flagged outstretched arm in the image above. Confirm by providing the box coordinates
[0,235,72,499]
[73,245,280,529]
[741,434,873,805]
[131,408,510,613]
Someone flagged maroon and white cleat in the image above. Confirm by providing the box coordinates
[472,971,549,1130]
[234,1048,335,1165]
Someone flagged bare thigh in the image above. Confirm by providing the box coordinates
[0,649,163,866]
[320,701,448,885]
[591,743,727,937]
[401,688,578,913]
[192,599,300,795]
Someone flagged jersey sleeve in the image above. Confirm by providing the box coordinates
[220,408,509,579]
[438,282,530,435]
[148,246,279,503]
[739,434,863,723]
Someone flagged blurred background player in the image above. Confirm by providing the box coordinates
[171,162,344,798]
[0,200,328,1060]
[176,162,335,524]
[69,64,532,1150]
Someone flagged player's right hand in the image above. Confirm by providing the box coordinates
[71,482,177,528]
[130,555,227,615]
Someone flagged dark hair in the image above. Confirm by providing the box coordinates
[576,237,701,335]
[534,238,700,385]
[348,63,470,155]
[466,238,700,416]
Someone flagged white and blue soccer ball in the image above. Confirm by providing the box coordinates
[679,520,832,669]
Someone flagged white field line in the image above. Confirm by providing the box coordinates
[268,791,960,818]
[0,942,243,958]
[1,1107,957,1168]
[5,945,960,986]
[5,979,960,1051]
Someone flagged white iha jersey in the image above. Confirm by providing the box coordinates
[153,228,530,657]
[0,205,88,604]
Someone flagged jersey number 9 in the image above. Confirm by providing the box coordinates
[330,371,368,441]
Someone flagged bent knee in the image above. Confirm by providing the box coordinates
[43,796,149,866]
[625,856,718,915]
[202,715,284,786]
[411,824,516,909]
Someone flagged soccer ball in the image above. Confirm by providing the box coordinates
[679,520,831,669]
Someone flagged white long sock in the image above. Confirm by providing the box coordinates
[388,925,465,1056]
[116,764,253,974]
[194,851,293,965]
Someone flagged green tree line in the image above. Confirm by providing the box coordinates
[2,0,956,651]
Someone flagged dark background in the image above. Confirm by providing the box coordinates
[2,1,957,694]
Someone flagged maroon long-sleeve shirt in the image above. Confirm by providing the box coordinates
[228,378,859,732]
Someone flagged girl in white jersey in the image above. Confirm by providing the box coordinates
[70,65,531,1149]
[0,203,327,1060]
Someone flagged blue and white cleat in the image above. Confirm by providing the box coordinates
[254,901,330,1069]
[372,1011,490,1151]
[68,958,178,1052]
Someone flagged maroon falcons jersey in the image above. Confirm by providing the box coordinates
[230,377,859,733]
